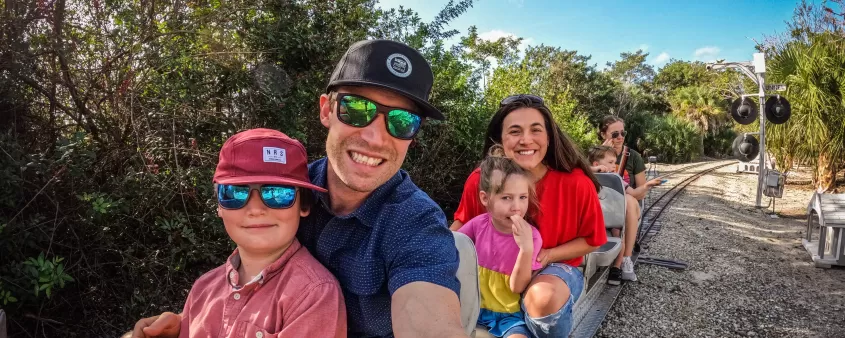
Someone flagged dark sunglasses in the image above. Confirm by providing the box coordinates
[611,130,628,139]
[217,184,298,210]
[500,94,545,107]
[335,94,423,140]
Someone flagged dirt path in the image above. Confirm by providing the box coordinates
[596,161,845,338]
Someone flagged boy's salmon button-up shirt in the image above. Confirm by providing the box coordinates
[178,239,347,338]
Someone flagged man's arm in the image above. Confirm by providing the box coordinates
[391,282,468,338]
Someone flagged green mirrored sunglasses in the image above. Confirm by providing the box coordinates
[335,94,423,140]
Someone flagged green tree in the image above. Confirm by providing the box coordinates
[767,32,845,191]
[605,50,665,117]
[653,60,713,95]
[606,49,656,85]
[460,25,522,87]
[668,86,728,136]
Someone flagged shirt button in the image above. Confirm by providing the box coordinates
[233,293,241,300]
[256,332,263,338]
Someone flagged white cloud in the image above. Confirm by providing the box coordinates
[652,52,671,66]
[508,0,525,7]
[478,29,514,41]
[639,44,649,52]
[478,30,534,51]
[693,46,721,61]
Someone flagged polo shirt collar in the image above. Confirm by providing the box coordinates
[310,158,405,228]
[224,238,302,289]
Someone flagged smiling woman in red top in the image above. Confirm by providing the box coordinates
[451,95,606,338]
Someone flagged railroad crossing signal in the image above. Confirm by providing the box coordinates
[730,97,758,125]
[764,96,791,124]
[707,53,793,209]
[732,134,760,162]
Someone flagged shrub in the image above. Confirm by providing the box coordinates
[640,115,703,163]
[704,127,737,159]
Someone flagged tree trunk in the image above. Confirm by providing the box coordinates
[815,151,837,192]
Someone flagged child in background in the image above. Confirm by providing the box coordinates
[589,145,660,285]
[590,146,662,200]
[458,145,543,338]
[177,128,347,337]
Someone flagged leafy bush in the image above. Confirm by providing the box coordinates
[640,115,703,163]
[704,127,737,159]
[0,1,484,336]
[0,131,231,337]
[620,110,659,151]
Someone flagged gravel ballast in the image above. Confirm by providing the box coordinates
[596,161,845,338]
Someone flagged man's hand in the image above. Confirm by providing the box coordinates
[127,312,181,338]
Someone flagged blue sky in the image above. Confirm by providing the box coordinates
[377,0,808,69]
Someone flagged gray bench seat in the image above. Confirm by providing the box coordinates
[803,192,845,268]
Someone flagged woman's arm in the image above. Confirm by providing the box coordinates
[626,185,647,200]
[634,171,646,189]
[545,237,599,263]
[626,176,663,201]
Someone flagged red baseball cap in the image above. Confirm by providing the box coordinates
[213,128,326,192]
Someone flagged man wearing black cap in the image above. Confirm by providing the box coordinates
[130,40,468,338]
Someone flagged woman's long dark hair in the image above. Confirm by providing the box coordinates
[482,97,601,192]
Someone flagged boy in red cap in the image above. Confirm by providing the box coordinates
[175,128,346,337]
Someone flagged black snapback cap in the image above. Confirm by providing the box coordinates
[326,39,444,120]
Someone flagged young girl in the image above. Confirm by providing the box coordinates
[458,145,543,338]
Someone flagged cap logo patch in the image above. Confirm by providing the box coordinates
[386,53,412,78]
[263,147,286,164]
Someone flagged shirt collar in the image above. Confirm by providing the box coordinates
[309,157,406,228]
[224,238,302,289]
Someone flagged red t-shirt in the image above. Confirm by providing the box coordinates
[454,167,607,267]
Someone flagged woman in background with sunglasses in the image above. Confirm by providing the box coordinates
[597,116,662,199]
[595,116,662,286]
[451,95,607,338]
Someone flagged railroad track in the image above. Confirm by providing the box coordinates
[636,161,737,246]
[571,160,736,338]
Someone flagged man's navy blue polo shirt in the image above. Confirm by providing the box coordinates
[297,158,461,338]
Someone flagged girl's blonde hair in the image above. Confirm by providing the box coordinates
[478,145,541,225]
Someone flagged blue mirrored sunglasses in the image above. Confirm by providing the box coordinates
[217,184,297,210]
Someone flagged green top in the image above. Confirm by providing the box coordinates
[616,148,646,189]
